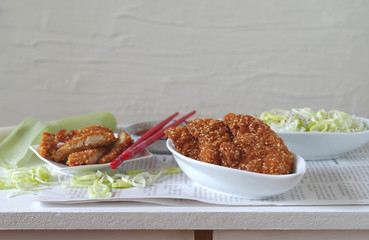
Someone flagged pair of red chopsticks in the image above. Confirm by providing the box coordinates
[110,110,196,169]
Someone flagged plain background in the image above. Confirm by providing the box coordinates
[1,0,369,126]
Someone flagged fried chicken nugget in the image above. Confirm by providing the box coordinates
[53,131,117,163]
[66,147,108,166]
[98,131,134,164]
[165,126,200,160]
[37,131,58,160]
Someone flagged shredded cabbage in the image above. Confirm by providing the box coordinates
[0,165,53,197]
[61,168,181,198]
[259,108,368,133]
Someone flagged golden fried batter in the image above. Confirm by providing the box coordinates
[55,129,77,143]
[187,118,233,147]
[165,113,294,175]
[53,131,116,163]
[37,131,58,160]
[165,126,200,160]
[225,113,293,174]
[98,131,134,164]
[223,113,270,136]
[66,147,108,166]
[219,142,242,169]
[55,125,113,143]
[187,118,233,164]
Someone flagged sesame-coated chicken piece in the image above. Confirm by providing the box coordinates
[55,125,114,143]
[225,113,293,174]
[98,131,134,164]
[165,126,200,160]
[166,113,294,175]
[37,131,58,160]
[66,147,108,166]
[219,142,242,169]
[187,118,233,148]
[187,118,233,164]
[53,130,117,163]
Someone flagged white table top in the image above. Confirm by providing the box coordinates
[1,189,369,230]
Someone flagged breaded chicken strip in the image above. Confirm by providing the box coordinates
[98,131,134,164]
[187,118,233,165]
[219,142,242,169]
[165,126,200,160]
[223,113,270,136]
[166,113,293,175]
[187,119,233,148]
[55,125,114,143]
[55,129,77,143]
[37,131,58,160]
[53,131,116,163]
[224,113,293,175]
[66,147,108,166]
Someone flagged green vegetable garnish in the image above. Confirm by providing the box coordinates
[61,168,181,198]
[0,165,53,197]
[260,108,368,133]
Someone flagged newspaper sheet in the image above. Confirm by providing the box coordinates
[36,143,369,205]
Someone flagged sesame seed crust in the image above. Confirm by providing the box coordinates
[166,113,294,175]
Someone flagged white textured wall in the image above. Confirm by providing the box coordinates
[1,0,369,126]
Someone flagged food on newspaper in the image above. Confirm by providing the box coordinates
[37,125,133,166]
[165,113,293,175]
[260,107,368,133]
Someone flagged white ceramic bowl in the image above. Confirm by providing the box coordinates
[125,120,186,154]
[167,139,306,199]
[275,117,369,160]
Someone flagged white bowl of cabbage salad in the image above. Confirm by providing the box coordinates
[259,108,369,160]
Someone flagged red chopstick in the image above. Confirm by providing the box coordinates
[110,110,196,169]
[130,112,179,149]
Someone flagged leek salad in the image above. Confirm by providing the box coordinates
[0,165,54,197]
[1,165,181,198]
[260,108,368,133]
[60,168,181,198]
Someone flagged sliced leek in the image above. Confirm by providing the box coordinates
[260,108,368,133]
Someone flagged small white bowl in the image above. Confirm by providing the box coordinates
[167,139,306,199]
[275,117,369,160]
[125,120,186,154]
